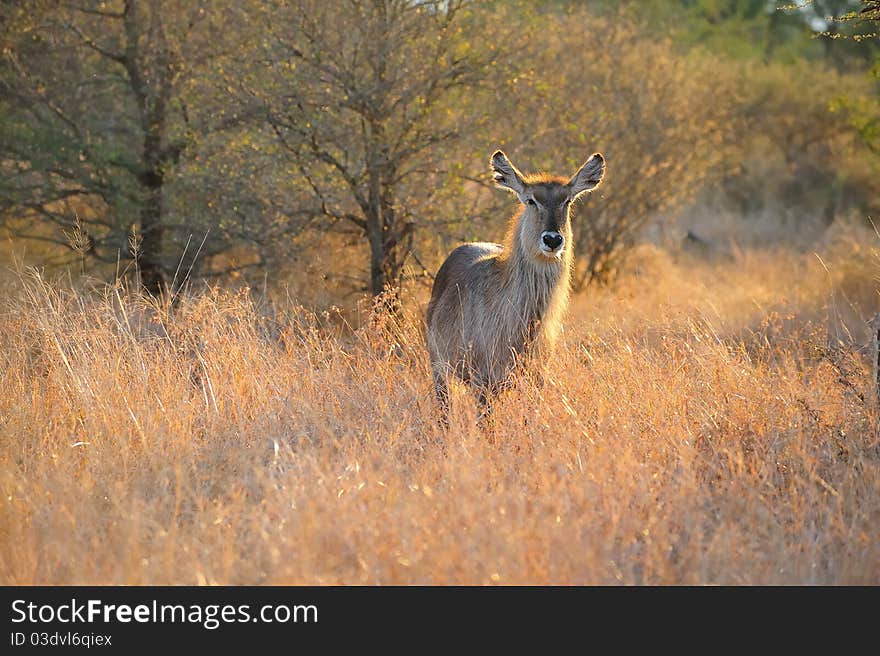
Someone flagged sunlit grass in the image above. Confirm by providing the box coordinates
[0,237,878,584]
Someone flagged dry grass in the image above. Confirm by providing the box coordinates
[1,238,878,585]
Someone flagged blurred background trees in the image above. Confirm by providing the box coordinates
[1,0,878,305]
[0,1,237,294]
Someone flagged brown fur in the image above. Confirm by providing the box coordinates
[426,150,605,423]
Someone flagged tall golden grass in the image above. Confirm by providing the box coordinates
[1,236,878,584]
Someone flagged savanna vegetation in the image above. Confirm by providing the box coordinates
[0,0,878,584]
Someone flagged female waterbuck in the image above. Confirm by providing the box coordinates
[426,149,606,423]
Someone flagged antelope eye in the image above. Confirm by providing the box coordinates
[525,198,536,206]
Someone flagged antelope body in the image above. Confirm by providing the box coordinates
[426,150,606,421]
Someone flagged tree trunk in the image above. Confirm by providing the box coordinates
[138,175,165,296]
[365,163,408,316]
[138,131,166,296]
[366,164,386,297]
[121,0,171,296]
[368,225,385,297]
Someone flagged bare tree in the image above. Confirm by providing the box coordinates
[233,0,495,299]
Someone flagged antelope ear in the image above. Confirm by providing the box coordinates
[490,150,526,199]
[567,153,605,200]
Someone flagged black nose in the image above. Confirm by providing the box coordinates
[542,232,563,250]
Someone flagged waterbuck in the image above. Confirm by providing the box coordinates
[426,149,606,424]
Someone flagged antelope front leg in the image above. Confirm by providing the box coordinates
[475,382,502,434]
[432,368,450,429]
[476,389,492,427]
